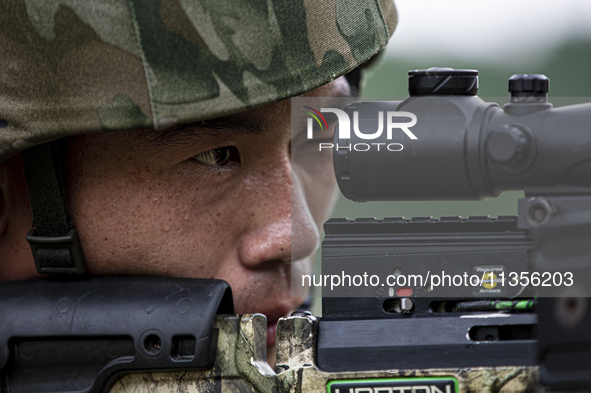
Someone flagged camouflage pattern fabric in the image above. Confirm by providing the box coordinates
[0,0,397,163]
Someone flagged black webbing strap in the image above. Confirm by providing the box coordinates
[20,142,86,274]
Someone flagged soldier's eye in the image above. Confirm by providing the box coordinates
[192,146,240,167]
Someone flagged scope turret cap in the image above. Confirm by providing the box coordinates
[508,74,549,98]
[0,0,397,163]
[408,67,478,96]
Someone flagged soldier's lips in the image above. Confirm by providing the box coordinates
[267,319,279,346]
[253,306,294,346]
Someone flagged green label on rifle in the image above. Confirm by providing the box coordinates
[327,377,459,393]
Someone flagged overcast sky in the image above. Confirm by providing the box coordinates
[386,0,591,63]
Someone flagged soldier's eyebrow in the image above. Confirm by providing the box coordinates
[145,113,273,147]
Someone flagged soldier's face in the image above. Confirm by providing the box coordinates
[54,78,346,348]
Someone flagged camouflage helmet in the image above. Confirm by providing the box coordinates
[0,0,397,163]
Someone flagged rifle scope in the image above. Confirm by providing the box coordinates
[334,67,591,201]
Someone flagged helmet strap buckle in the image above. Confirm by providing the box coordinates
[21,142,87,276]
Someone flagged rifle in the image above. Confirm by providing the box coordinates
[0,277,537,393]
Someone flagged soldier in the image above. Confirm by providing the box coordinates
[0,0,397,365]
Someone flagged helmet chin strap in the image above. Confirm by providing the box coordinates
[20,141,86,275]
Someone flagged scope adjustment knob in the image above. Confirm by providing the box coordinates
[408,67,478,96]
[508,74,549,98]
